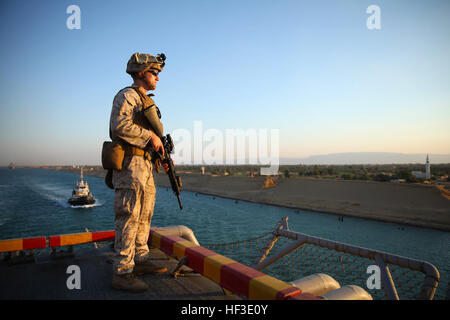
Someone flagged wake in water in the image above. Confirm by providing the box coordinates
[70,200,103,209]
[28,181,71,203]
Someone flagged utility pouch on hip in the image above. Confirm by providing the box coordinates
[101,140,125,170]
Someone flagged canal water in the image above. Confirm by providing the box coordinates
[0,168,448,299]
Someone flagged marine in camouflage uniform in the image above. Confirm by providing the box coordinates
[110,52,167,292]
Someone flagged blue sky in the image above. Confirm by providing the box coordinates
[0,0,449,165]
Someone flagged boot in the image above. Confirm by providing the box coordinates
[134,260,168,275]
[112,272,149,292]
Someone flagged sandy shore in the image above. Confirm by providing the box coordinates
[154,174,450,232]
[53,168,450,232]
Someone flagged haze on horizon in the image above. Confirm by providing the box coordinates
[0,0,449,167]
[4,152,450,167]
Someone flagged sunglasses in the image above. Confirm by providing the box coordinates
[146,70,159,77]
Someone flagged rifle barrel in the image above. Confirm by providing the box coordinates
[177,195,183,210]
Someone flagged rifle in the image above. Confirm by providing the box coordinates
[154,134,183,210]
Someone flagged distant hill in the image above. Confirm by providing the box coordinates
[280,152,450,165]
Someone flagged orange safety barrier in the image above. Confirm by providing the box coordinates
[149,228,304,300]
[49,230,115,247]
[0,236,47,253]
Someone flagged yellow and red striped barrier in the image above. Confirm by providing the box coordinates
[0,231,115,252]
[49,230,115,247]
[149,228,303,300]
[0,236,47,253]
[0,228,320,300]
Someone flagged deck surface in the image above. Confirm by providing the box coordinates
[0,246,240,300]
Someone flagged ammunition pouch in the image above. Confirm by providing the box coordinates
[102,142,151,190]
[102,140,125,171]
[102,140,151,172]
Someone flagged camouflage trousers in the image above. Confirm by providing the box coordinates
[112,155,156,275]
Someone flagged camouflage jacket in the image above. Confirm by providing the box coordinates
[109,87,154,150]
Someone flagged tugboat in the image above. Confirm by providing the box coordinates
[68,168,96,206]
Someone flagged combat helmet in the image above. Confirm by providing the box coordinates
[126,52,166,74]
